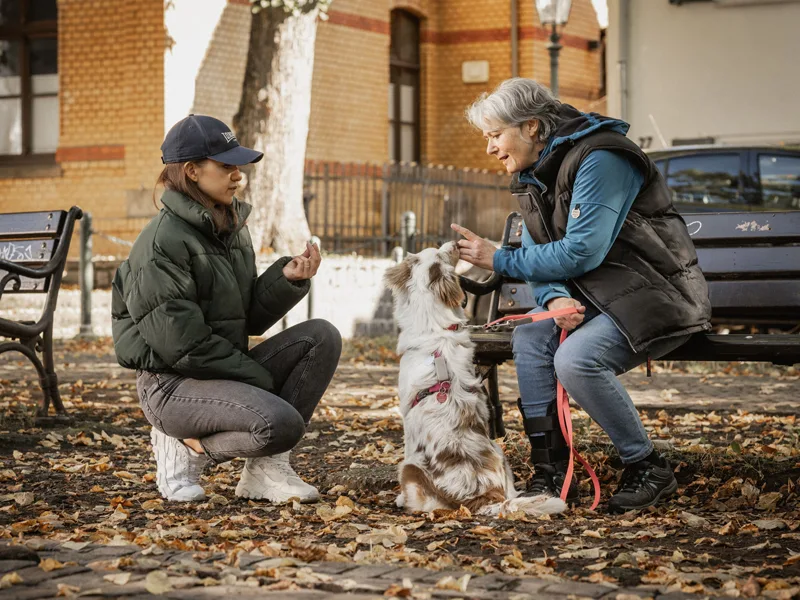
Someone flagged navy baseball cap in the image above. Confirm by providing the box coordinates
[161,114,263,165]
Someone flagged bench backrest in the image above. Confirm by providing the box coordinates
[493,211,800,325]
[0,211,68,294]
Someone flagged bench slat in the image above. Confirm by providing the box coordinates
[0,211,66,240]
[471,330,800,366]
[494,278,800,319]
[508,215,524,246]
[506,212,800,247]
[0,239,57,263]
[662,333,800,365]
[498,282,535,313]
[697,247,800,278]
[684,211,800,245]
[708,280,800,318]
[471,330,515,364]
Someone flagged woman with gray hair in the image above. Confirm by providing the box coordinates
[452,78,711,513]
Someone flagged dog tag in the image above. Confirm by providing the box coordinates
[571,206,581,219]
[434,355,449,381]
[437,381,450,403]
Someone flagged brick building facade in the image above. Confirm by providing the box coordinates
[0,0,603,256]
[307,0,604,169]
[0,0,164,256]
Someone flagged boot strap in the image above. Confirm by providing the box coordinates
[530,446,570,463]
[522,412,570,463]
[521,413,560,435]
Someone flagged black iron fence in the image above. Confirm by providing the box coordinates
[304,161,514,255]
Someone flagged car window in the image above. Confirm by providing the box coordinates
[757,154,800,210]
[654,159,666,177]
[666,153,742,210]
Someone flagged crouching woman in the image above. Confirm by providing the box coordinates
[112,115,341,503]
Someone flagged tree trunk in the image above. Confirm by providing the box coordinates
[234,6,318,256]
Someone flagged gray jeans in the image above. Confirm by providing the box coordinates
[136,319,341,463]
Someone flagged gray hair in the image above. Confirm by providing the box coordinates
[466,78,562,143]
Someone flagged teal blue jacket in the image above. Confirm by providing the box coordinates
[493,117,644,307]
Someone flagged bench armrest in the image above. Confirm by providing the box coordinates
[0,258,58,279]
[459,272,502,296]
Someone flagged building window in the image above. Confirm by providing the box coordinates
[389,9,420,163]
[0,0,59,161]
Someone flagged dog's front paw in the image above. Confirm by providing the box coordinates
[395,493,405,508]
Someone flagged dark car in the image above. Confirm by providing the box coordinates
[647,145,800,213]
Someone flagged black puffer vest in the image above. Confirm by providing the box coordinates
[512,106,712,352]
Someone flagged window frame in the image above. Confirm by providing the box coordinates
[388,9,420,164]
[0,0,58,165]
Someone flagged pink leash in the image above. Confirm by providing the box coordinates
[485,308,601,510]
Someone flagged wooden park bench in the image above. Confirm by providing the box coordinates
[0,207,83,422]
[460,211,800,439]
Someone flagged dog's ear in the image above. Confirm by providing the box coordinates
[384,255,417,291]
[429,262,464,308]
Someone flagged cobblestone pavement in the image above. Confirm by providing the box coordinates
[0,539,714,599]
[1,341,797,599]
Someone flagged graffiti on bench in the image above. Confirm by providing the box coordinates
[686,221,702,236]
[0,242,35,262]
[736,220,771,232]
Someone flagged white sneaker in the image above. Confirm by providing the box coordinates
[150,428,209,502]
[235,451,320,503]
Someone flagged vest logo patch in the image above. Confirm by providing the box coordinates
[222,132,237,144]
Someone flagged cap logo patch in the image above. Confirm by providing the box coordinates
[222,132,237,144]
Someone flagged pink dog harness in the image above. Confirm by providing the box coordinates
[411,350,451,408]
[410,324,466,409]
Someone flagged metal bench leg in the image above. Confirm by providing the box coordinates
[0,337,57,423]
[486,365,506,439]
[40,324,69,421]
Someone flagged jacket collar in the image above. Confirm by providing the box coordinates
[160,189,251,240]
[512,104,630,194]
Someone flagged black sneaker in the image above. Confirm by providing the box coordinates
[522,461,580,505]
[608,460,678,513]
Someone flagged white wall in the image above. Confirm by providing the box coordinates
[606,0,800,148]
[9,256,399,340]
[263,256,398,339]
[163,0,227,132]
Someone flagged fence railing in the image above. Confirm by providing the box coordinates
[74,162,514,334]
[304,161,514,255]
[83,161,516,261]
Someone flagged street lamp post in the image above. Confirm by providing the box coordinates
[546,22,563,98]
[534,0,573,98]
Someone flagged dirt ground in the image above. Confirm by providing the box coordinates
[0,337,798,598]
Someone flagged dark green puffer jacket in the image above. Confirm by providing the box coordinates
[111,189,309,393]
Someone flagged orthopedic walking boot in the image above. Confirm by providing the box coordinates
[518,399,580,505]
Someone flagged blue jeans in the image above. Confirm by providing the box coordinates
[512,302,688,464]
